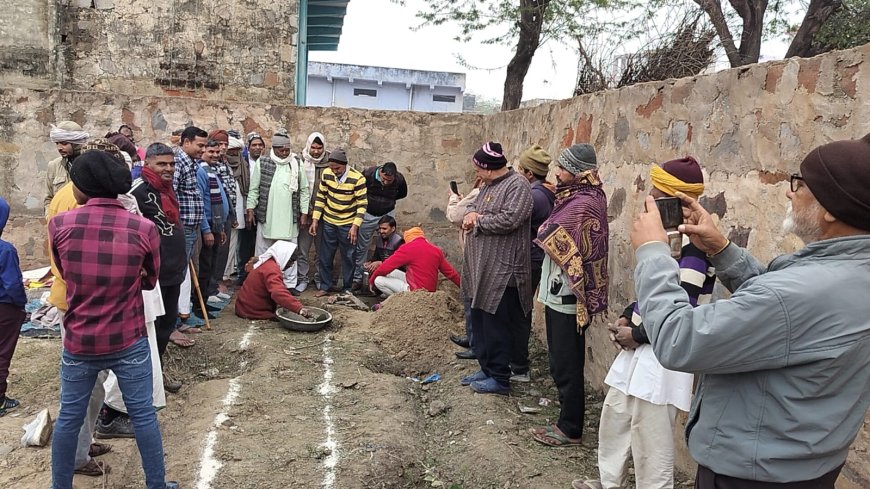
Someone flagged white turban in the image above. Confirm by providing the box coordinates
[49,121,90,145]
[253,241,297,270]
[228,136,244,149]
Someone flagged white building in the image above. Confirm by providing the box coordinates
[306,62,466,112]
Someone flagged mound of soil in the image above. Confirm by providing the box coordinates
[368,290,465,376]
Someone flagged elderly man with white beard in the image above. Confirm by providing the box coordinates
[627,134,870,489]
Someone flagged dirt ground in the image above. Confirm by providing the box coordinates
[0,290,693,488]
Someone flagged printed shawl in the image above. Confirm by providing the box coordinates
[534,170,609,329]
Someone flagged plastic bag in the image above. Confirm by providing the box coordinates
[20,408,52,447]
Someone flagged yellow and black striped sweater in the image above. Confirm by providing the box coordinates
[312,167,368,227]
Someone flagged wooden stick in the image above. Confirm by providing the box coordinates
[189,259,211,330]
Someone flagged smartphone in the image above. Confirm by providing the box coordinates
[655,197,683,229]
[449,181,459,195]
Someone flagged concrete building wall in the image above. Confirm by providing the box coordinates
[0,0,298,102]
[1,41,869,488]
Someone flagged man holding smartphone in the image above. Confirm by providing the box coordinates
[574,156,713,489]
[628,135,870,488]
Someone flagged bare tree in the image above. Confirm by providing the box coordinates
[786,0,843,57]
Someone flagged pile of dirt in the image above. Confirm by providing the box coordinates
[367,290,465,377]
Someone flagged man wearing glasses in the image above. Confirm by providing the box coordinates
[627,134,870,489]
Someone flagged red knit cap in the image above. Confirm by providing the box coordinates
[208,129,229,143]
[800,133,870,231]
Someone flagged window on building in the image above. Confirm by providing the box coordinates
[433,94,456,103]
[354,88,378,97]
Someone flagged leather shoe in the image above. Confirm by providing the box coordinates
[455,350,475,360]
[450,334,470,348]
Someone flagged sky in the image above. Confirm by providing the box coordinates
[309,0,793,103]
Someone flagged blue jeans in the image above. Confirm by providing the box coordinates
[52,337,168,489]
[317,221,355,292]
[184,225,199,260]
[352,211,393,282]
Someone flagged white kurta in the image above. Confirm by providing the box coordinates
[604,344,693,411]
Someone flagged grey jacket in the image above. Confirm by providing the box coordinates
[634,237,870,483]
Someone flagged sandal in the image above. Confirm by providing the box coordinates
[74,458,111,476]
[89,442,112,457]
[169,330,195,348]
[529,425,582,447]
[0,397,19,417]
[314,290,330,298]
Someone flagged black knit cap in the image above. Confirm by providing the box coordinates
[473,141,508,170]
[800,133,870,231]
[329,148,348,165]
[70,150,132,198]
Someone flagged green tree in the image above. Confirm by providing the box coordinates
[795,0,870,55]
[396,0,613,111]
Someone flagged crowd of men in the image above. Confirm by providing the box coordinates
[0,120,867,489]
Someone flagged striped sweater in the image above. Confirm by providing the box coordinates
[312,167,368,227]
[625,237,716,343]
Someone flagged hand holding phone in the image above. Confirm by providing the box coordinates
[654,197,683,229]
[449,181,459,195]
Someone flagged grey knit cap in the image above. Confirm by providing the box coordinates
[558,144,597,175]
[271,130,291,148]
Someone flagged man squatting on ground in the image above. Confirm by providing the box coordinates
[628,134,870,488]
[368,226,460,298]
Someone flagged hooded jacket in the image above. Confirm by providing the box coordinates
[0,198,27,308]
[634,236,870,482]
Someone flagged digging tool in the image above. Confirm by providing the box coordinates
[189,259,212,330]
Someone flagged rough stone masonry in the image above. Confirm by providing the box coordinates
[0,3,868,484]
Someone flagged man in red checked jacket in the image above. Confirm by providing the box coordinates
[369,226,460,297]
[48,150,177,489]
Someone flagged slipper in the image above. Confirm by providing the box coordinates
[169,330,195,348]
[89,442,112,457]
[529,425,582,447]
[177,324,203,334]
[74,458,111,476]
[0,397,19,417]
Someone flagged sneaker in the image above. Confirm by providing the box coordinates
[216,292,232,301]
[95,414,135,439]
[166,482,180,489]
[460,370,488,386]
[510,371,531,383]
[207,296,225,305]
[470,377,511,395]
[295,281,309,293]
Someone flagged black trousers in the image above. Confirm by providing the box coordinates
[695,464,842,489]
[211,221,233,294]
[471,287,526,385]
[545,306,586,439]
[195,237,220,313]
[510,264,542,376]
[0,303,25,399]
[236,224,257,284]
[156,283,181,359]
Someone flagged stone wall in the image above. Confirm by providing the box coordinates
[483,43,870,486]
[0,0,298,101]
[1,40,869,487]
[0,87,485,268]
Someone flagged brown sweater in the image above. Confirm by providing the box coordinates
[461,170,533,315]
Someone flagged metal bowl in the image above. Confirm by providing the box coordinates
[276,307,332,332]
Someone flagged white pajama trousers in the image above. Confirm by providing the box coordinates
[255,228,298,289]
[373,270,409,296]
[597,387,678,489]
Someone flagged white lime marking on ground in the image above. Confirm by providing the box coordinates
[194,324,255,489]
[318,338,339,488]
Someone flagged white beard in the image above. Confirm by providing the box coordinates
[782,201,822,243]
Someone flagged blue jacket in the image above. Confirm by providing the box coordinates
[196,162,230,233]
[635,237,870,482]
[0,197,27,308]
